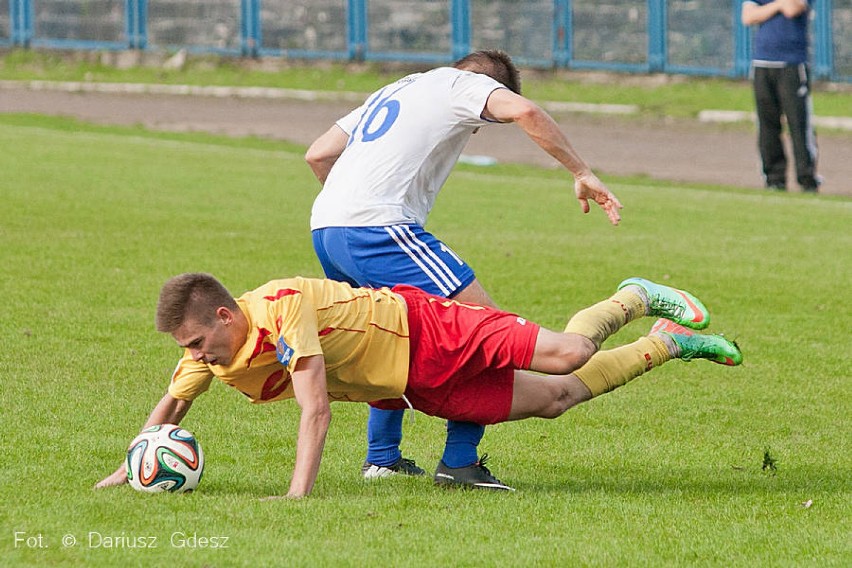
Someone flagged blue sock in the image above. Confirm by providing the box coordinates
[365,407,404,466]
[441,421,484,468]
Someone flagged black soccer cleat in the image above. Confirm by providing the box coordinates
[433,454,515,491]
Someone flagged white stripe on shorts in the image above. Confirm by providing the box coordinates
[385,225,462,296]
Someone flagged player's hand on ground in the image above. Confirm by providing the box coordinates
[574,172,622,226]
[94,465,128,489]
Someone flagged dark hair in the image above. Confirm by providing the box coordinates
[156,273,237,332]
[453,49,521,94]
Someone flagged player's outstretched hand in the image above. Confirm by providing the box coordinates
[94,465,128,489]
[574,172,622,226]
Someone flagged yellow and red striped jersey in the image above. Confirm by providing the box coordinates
[167,277,409,404]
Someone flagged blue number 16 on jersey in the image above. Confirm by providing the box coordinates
[349,80,415,145]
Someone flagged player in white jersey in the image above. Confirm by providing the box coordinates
[306,50,622,490]
[311,67,508,229]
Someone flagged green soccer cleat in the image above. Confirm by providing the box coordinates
[618,277,710,330]
[651,318,742,366]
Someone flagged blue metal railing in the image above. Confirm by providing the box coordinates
[10,0,34,47]
[3,0,848,83]
[126,0,147,50]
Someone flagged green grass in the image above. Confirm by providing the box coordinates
[1,114,850,566]
[2,48,851,119]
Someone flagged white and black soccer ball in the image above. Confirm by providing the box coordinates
[126,424,204,493]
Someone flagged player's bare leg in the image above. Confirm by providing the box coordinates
[507,321,742,421]
[452,278,498,309]
[507,369,592,421]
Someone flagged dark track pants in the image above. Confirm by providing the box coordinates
[753,64,819,189]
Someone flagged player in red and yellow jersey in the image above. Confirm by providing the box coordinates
[166,277,411,405]
[96,273,741,497]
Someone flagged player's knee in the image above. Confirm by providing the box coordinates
[537,395,575,419]
[551,335,595,374]
[537,403,567,420]
[531,332,597,376]
[534,383,579,419]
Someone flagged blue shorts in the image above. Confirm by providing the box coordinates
[312,225,476,298]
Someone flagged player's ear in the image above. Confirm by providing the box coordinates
[216,306,233,326]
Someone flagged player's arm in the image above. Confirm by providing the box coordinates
[286,354,332,498]
[742,1,777,25]
[483,88,622,226]
[94,393,193,489]
[742,0,805,25]
[778,0,808,18]
[304,125,349,185]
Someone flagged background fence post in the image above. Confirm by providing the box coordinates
[812,0,833,80]
[10,0,34,47]
[125,0,136,49]
[733,0,751,78]
[240,0,260,56]
[451,0,470,60]
[347,0,367,61]
[554,0,571,68]
[647,0,666,73]
[125,0,148,50]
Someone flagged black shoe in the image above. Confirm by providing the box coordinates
[800,175,822,192]
[361,457,426,479]
[434,454,515,491]
[766,183,786,191]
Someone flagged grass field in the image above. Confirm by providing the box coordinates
[1,113,850,567]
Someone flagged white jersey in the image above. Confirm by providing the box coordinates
[310,67,505,229]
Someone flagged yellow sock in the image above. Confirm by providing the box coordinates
[573,336,671,397]
[563,289,646,348]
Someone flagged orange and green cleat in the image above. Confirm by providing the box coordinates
[618,277,710,330]
[650,318,742,366]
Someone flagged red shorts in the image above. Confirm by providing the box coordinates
[370,285,540,425]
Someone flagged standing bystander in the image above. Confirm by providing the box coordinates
[742,0,820,191]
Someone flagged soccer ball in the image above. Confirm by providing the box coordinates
[126,424,204,493]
